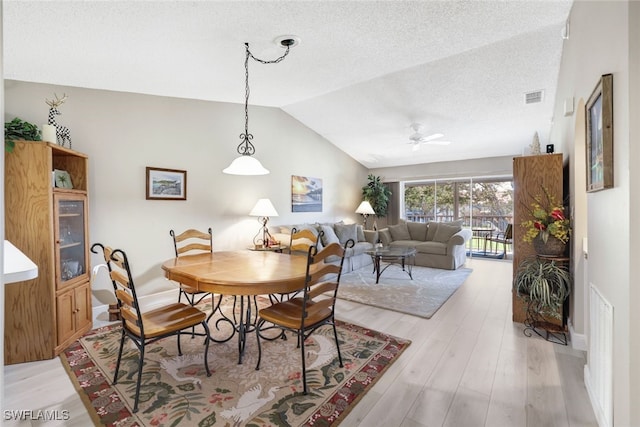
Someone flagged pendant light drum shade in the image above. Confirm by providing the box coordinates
[223,155,269,175]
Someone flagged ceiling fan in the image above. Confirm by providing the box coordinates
[408,123,450,151]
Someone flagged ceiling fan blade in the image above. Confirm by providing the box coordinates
[418,133,444,142]
[422,140,451,145]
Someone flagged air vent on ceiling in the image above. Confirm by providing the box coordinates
[524,90,544,105]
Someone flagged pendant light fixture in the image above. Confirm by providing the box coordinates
[223,38,298,175]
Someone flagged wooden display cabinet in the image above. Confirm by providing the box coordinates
[512,153,564,325]
[4,141,92,364]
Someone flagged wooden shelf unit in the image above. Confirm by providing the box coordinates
[4,140,92,364]
[512,153,564,325]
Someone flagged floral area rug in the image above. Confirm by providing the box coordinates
[61,297,410,427]
[338,265,473,318]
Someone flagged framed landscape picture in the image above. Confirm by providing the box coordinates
[585,73,613,192]
[291,175,322,212]
[146,167,187,200]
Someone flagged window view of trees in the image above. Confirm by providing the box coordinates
[404,178,513,232]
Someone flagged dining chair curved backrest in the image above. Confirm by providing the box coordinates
[256,238,354,394]
[90,243,211,413]
[288,227,323,255]
[169,228,213,307]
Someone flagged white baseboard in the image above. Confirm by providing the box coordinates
[92,289,178,325]
[568,318,588,351]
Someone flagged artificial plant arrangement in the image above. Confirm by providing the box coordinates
[513,257,571,321]
[4,118,41,153]
[521,186,570,244]
[362,174,392,217]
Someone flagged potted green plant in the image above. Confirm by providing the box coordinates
[513,257,571,323]
[362,174,392,217]
[4,117,42,153]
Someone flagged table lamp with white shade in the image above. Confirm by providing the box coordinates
[355,200,376,229]
[250,198,279,247]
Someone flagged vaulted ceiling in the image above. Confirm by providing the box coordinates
[3,0,573,168]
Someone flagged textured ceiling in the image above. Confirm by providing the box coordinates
[3,0,573,168]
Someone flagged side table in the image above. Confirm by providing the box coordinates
[247,244,287,253]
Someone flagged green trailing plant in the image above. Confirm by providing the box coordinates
[4,118,42,152]
[513,257,571,320]
[362,174,392,217]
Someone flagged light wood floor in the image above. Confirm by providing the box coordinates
[3,258,597,426]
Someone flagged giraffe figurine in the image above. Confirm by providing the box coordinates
[45,93,72,149]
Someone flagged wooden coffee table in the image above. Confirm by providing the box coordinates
[365,247,417,284]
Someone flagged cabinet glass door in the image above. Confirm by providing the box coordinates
[54,194,88,287]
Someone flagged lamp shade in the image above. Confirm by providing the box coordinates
[355,201,376,215]
[250,199,279,217]
[223,155,270,175]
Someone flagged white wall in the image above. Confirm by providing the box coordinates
[4,81,369,318]
[550,1,638,425]
[369,155,513,183]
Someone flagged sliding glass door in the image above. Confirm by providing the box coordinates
[403,177,513,253]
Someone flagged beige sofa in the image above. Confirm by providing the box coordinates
[376,219,472,270]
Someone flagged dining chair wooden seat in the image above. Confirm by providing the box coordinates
[91,243,211,413]
[255,239,353,394]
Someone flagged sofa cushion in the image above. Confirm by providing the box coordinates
[389,222,411,241]
[356,224,366,242]
[415,241,448,255]
[433,223,462,243]
[426,220,464,241]
[334,223,358,245]
[378,228,392,246]
[389,240,423,249]
[406,221,428,241]
[426,221,439,241]
[320,224,340,246]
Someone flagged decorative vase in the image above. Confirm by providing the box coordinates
[533,234,566,257]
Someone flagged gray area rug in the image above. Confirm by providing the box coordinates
[338,264,473,318]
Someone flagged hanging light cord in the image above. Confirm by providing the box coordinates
[237,43,291,156]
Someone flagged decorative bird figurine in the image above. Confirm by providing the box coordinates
[220,383,279,425]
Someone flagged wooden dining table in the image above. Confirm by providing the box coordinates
[161,250,311,363]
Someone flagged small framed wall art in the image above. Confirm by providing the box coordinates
[585,73,613,192]
[146,167,187,200]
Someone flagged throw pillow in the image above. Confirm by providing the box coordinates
[433,223,462,243]
[320,224,340,246]
[356,224,366,242]
[378,228,392,246]
[333,223,358,245]
[426,221,439,241]
[388,222,411,241]
[406,221,428,241]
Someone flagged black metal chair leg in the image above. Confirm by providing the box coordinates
[113,329,126,384]
[332,321,344,367]
[133,345,145,413]
[255,319,264,371]
[202,321,212,376]
[301,331,308,395]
